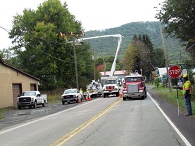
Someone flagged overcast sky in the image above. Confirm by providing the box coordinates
[0,0,164,50]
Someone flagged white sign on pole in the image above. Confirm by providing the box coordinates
[182,69,187,75]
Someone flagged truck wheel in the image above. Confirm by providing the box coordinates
[62,101,65,105]
[42,101,45,107]
[18,106,21,110]
[145,91,147,98]
[116,92,119,97]
[33,101,37,109]
[123,97,126,101]
[103,93,106,98]
[29,106,32,109]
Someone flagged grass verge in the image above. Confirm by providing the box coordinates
[151,84,195,117]
[0,108,7,120]
[47,94,61,103]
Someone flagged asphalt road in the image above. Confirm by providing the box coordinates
[0,100,88,130]
[0,89,194,146]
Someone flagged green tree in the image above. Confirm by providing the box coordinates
[155,0,195,45]
[154,78,160,88]
[0,48,20,68]
[152,48,165,68]
[123,41,141,74]
[124,35,154,79]
[8,0,93,91]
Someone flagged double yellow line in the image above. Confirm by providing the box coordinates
[50,98,122,146]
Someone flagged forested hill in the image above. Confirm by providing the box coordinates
[84,21,184,63]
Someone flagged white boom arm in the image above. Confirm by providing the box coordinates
[77,34,123,77]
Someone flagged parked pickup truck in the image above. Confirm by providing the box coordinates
[61,88,83,105]
[17,91,47,109]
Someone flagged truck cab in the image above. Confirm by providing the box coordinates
[122,72,147,100]
[102,77,120,98]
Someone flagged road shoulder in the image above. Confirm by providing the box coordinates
[147,85,195,145]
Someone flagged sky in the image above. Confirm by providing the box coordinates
[0,0,164,50]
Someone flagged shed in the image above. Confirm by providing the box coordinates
[0,57,39,108]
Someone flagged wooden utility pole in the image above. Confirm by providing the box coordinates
[160,24,172,92]
[73,39,79,90]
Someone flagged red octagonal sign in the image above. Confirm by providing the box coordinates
[168,65,182,78]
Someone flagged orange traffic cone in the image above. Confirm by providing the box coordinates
[120,93,122,98]
[77,98,81,103]
[120,89,123,98]
[85,95,89,101]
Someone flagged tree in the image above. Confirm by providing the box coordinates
[152,48,165,68]
[123,35,156,79]
[154,78,160,88]
[155,0,195,46]
[123,39,145,74]
[0,48,20,68]
[8,0,93,91]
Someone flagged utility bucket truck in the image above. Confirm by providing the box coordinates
[102,76,120,98]
[79,34,123,98]
[85,80,103,98]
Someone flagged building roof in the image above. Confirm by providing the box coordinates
[0,57,39,81]
[100,70,126,76]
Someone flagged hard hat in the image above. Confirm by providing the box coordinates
[183,74,188,78]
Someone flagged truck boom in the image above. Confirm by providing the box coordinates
[76,34,123,77]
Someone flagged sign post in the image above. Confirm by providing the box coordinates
[168,65,182,116]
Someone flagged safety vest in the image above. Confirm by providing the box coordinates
[182,80,192,95]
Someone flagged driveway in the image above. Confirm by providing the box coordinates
[0,101,80,130]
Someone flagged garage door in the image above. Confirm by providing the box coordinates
[30,84,37,91]
[12,84,22,106]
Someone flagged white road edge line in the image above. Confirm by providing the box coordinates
[148,92,191,146]
[0,98,101,135]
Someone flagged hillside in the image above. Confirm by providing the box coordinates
[84,21,185,64]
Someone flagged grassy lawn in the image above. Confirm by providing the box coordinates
[0,108,7,120]
[47,94,61,103]
[151,84,195,117]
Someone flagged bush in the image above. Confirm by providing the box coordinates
[47,94,61,103]
[154,78,161,88]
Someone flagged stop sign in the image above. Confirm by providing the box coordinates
[168,66,182,78]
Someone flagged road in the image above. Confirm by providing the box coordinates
[0,92,192,146]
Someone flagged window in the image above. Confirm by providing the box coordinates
[125,77,143,82]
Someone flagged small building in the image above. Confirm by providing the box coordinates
[0,58,39,108]
[156,67,168,78]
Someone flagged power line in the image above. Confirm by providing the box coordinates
[0,25,10,33]
[0,27,87,66]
